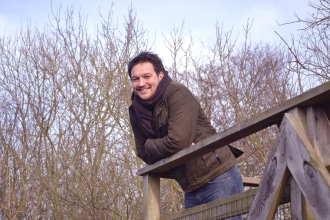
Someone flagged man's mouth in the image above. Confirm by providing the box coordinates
[137,87,150,92]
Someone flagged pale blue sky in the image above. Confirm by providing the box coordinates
[0,0,317,61]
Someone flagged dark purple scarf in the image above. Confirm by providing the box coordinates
[131,71,172,138]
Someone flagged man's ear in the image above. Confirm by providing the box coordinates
[159,71,164,79]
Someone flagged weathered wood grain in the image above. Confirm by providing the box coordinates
[248,121,290,220]
[285,113,330,219]
[143,174,160,220]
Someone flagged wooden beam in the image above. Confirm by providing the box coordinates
[285,113,330,219]
[288,108,317,220]
[248,121,291,220]
[138,81,330,176]
[143,174,160,220]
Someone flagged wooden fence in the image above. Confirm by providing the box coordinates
[137,81,330,220]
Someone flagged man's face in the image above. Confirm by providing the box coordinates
[131,62,164,100]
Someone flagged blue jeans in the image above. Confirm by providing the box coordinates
[185,165,243,219]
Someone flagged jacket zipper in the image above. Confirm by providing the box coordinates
[153,101,163,138]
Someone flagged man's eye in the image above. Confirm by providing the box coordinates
[145,76,150,79]
[132,78,138,82]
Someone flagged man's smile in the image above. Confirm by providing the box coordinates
[137,87,151,92]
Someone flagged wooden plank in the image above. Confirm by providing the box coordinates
[242,176,261,187]
[160,189,258,220]
[285,113,330,219]
[138,81,330,176]
[248,121,291,220]
[306,106,330,170]
[143,174,160,220]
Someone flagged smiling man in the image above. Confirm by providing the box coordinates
[128,52,243,213]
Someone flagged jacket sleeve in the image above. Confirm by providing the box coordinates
[145,86,199,161]
[129,108,159,165]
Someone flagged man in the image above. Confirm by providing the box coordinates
[128,51,243,211]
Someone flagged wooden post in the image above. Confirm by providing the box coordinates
[143,174,160,220]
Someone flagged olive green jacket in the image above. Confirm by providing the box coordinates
[129,81,236,192]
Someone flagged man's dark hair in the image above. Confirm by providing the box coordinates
[127,51,166,78]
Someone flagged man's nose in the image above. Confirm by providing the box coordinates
[138,78,145,87]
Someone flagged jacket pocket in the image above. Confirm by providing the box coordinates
[155,102,168,137]
[187,151,220,179]
[187,157,208,179]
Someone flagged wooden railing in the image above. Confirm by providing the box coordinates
[137,81,330,220]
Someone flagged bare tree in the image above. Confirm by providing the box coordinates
[0,5,151,219]
[278,0,330,84]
